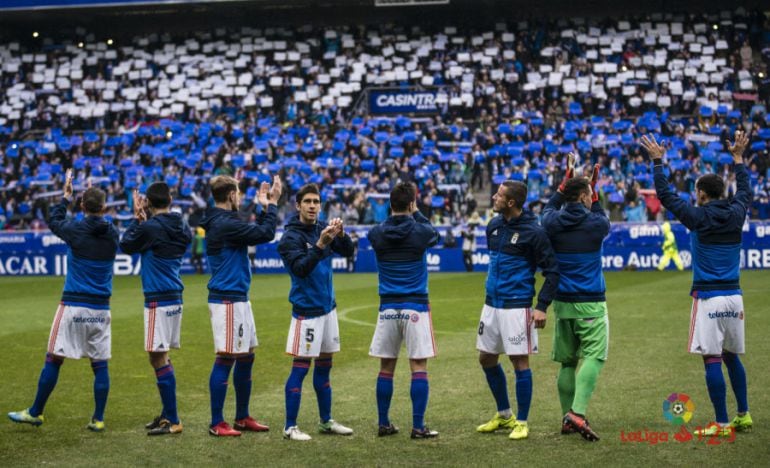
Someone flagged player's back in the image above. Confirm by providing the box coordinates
[121,213,191,303]
[200,207,252,301]
[368,212,439,308]
[48,201,119,306]
[542,197,609,302]
[688,200,744,296]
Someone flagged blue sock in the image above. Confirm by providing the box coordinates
[91,360,109,422]
[515,368,533,422]
[155,363,178,424]
[29,354,63,417]
[284,359,310,429]
[313,358,333,424]
[482,364,510,413]
[704,357,729,424]
[410,371,429,430]
[376,371,394,426]
[722,352,749,413]
[233,353,254,421]
[209,356,234,427]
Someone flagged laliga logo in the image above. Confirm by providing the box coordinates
[663,393,695,425]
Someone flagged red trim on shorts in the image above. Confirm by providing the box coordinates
[687,299,698,352]
[146,303,157,352]
[48,303,65,354]
[292,316,303,356]
[226,303,234,354]
[526,307,532,354]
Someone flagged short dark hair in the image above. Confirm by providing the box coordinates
[562,177,591,202]
[210,175,238,203]
[82,187,106,214]
[390,182,417,212]
[501,181,527,209]
[295,183,320,203]
[146,182,171,209]
[696,174,725,200]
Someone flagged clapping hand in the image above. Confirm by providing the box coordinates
[133,189,147,223]
[63,169,74,200]
[256,181,270,209]
[269,175,283,204]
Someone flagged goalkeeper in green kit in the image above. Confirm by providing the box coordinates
[541,154,610,442]
[657,222,684,271]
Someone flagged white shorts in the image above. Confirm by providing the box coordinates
[209,301,258,354]
[369,309,436,360]
[47,304,111,360]
[285,309,341,357]
[476,305,538,356]
[145,304,183,352]
[688,295,745,355]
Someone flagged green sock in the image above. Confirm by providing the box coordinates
[557,364,576,415]
[572,358,605,415]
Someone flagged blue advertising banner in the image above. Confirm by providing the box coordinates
[1,221,770,276]
[368,88,441,115]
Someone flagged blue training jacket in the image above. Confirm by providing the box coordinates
[120,212,192,306]
[200,204,278,303]
[48,198,119,309]
[542,194,610,303]
[368,211,440,312]
[654,163,752,298]
[485,211,560,310]
[278,216,354,317]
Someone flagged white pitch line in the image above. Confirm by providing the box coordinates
[337,301,468,336]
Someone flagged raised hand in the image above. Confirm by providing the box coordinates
[727,130,749,163]
[558,152,577,193]
[269,175,283,204]
[133,189,147,223]
[590,164,600,203]
[63,169,74,200]
[640,134,665,160]
[256,182,270,208]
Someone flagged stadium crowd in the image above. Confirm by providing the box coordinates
[2,8,770,231]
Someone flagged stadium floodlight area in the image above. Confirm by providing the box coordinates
[375,0,450,6]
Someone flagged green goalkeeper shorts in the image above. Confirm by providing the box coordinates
[551,301,609,364]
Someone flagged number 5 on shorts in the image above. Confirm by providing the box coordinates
[306,328,315,342]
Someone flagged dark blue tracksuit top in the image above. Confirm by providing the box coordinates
[654,163,752,298]
[278,216,354,318]
[484,211,560,311]
[200,204,278,303]
[542,195,610,303]
[368,212,440,312]
[48,198,119,309]
[120,212,192,306]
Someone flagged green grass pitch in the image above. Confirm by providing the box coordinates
[0,271,768,467]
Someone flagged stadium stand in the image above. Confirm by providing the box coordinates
[2,9,770,230]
